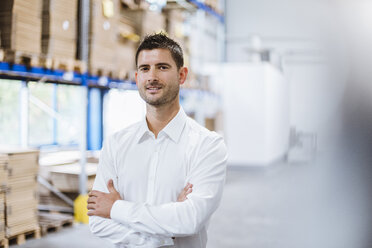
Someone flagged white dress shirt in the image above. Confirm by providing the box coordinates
[89,107,228,248]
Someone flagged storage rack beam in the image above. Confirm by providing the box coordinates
[188,0,224,23]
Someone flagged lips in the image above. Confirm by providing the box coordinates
[146,85,162,93]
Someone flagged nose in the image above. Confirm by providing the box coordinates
[147,67,159,83]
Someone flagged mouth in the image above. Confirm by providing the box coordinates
[146,85,162,93]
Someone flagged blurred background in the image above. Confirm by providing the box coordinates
[0,0,371,247]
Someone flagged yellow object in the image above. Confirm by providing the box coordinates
[74,194,89,224]
[102,0,114,18]
[120,32,140,42]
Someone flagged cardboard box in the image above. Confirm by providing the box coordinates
[0,148,39,237]
[50,163,97,193]
[122,9,165,38]
[41,0,78,61]
[0,0,42,54]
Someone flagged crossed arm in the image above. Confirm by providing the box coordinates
[87,180,193,218]
[88,136,227,245]
[87,173,193,246]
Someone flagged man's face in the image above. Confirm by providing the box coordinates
[135,48,187,106]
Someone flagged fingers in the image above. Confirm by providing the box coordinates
[87,210,96,216]
[185,183,193,192]
[87,203,96,210]
[183,183,193,194]
[177,182,193,202]
[89,190,102,197]
[107,179,117,193]
[87,196,96,204]
[186,186,193,195]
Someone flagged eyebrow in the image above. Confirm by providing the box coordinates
[138,62,172,69]
[156,63,172,67]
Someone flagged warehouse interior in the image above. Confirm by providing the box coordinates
[0,0,372,247]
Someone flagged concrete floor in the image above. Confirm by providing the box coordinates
[11,158,372,248]
[10,223,114,248]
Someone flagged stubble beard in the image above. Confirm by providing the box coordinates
[139,83,180,106]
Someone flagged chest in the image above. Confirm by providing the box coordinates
[115,140,194,203]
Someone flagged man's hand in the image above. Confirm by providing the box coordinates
[177,182,193,202]
[87,179,122,218]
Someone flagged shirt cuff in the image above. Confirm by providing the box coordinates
[110,200,137,224]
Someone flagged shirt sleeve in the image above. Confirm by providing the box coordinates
[89,138,173,246]
[110,135,228,237]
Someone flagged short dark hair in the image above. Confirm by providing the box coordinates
[135,33,184,69]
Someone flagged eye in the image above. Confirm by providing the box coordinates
[139,67,149,72]
[159,65,169,70]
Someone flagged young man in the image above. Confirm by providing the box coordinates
[87,33,227,248]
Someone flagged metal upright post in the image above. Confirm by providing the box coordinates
[52,84,58,145]
[19,81,29,148]
[78,0,90,195]
[218,0,226,63]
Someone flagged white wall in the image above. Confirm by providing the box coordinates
[225,0,347,151]
[103,90,146,137]
[220,63,289,166]
[265,66,290,162]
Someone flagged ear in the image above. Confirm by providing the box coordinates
[178,67,188,86]
[135,71,138,86]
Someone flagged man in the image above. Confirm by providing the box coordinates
[87,33,228,248]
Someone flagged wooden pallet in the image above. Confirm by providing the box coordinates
[38,56,87,73]
[0,239,8,248]
[7,228,40,246]
[2,50,41,67]
[38,212,74,235]
[0,49,4,62]
[89,66,116,78]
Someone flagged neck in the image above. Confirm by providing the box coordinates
[146,99,180,138]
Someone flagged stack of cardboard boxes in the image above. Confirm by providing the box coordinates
[0,0,42,64]
[41,0,78,71]
[115,16,137,80]
[89,0,120,78]
[0,149,40,239]
[0,154,7,244]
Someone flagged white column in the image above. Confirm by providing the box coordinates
[20,81,29,148]
[79,86,88,195]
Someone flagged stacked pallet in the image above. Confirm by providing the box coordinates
[41,0,78,71]
[115,17,137,80]
[49,163,97,193]
[0,149,40,240]
[0,155,7,192]
[122,9,166,38]
[0,0,42,65]
[120,0,138,10]
[0,155,7,247]
[165,9,189,63]
[38,212,73,235]
[0,190,5,247]
[89,0,120,77]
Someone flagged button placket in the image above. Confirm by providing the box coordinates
[146,138,161,204]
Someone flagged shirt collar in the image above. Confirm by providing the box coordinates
[136,117,152,144]
[161,107,187,143]
[136,107,187,144]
